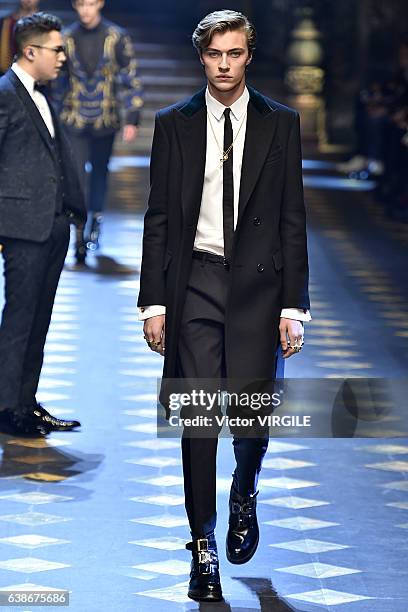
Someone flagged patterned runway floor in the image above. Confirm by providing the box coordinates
[0,161,407,611]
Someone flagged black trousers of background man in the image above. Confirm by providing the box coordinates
[177,255,275,539]
[67,130,116,214]
[0,215,70,412]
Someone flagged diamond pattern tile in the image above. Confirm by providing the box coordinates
[381,481,408,492]
[38,378,73,389]
[44,343,77,352]
[126,456,181,467]
[261,496,329,509]
[0,583,64,593]
[0,492,73,505]
[133,475,184,487]
[35,392,70,402]
[270,538,350,553]
[123,408,157,417]
[43,354,76,363]
[387,501,408,510]
[266,441,309,453]
[42,366,76,375]
[0,512,72,526]
[261,477,319,489]
[130,514,189,528]
[124,439,179,450]
[275,561,361,578]
[121,394,157,402]
[124,423,157,434]
[130,494,184,506]
[287,588,373,606]
[136,581,190,603]
[130,537,186,551]
[120,368,162,377]
[0,535,70,549]
[358,444,408,455]
[262,458,316,469]
[0,557,70,573]
[264,516,339,531]
[133,560,190,576]
[365,461,408,472]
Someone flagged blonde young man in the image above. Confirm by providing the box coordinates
[138,10,310,602]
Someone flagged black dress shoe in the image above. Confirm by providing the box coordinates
[186,536,223,602]
[226,485,259,564]
[30,404,81,432]
[0,408,49,437]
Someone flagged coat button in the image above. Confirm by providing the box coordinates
[253,217,261,226]
[257,263,265,273]
[49,177,56,183]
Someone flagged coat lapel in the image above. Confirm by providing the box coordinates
[174,86,279,228]
[6,70,56,161]
[237,86,279,227]
[175,88,207,224]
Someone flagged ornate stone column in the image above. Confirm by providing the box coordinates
[285,6,327,149]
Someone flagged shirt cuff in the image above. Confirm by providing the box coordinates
[280,309,312,322]
[138,305,166,321]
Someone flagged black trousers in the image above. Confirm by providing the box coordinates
[177,256,281,538]
[67,130,116,214]
[0,215,70,412]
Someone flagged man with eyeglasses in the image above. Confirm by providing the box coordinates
[0,13,86,436]
[52,0,143,264]
[0,0,41,75]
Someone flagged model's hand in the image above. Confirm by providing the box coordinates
[143,315,165,356]
[123,124,138,142]
[280,318,304,359]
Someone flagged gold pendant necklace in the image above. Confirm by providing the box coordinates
[207,111,247,168]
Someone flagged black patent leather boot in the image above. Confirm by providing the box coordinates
[226,483,259,564]
[186,536,223,602]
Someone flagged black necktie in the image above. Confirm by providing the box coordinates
[223,108,234,264]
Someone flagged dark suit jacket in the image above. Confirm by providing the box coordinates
[138,86,310,385]
[0,69,86,242]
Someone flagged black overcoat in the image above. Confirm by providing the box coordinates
[138,86,310,388]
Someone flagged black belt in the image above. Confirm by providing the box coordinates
[192,250,230,268]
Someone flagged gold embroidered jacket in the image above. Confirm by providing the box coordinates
[52,18,143,134]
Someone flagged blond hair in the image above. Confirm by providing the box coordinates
[192,10,256,55]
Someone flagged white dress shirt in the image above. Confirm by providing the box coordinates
[139,87,311,322]
[11,63,55,138]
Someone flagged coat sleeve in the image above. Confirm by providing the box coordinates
[115,30,144,126]
[137,112,170,307]
[280,111,310,310]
